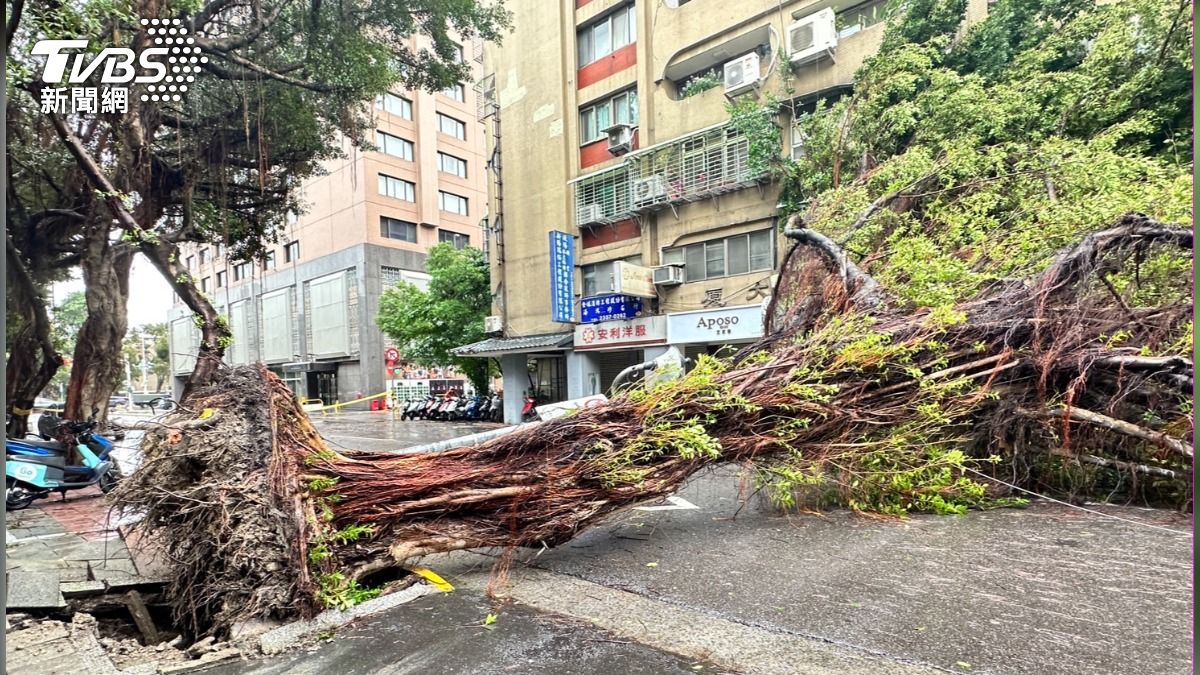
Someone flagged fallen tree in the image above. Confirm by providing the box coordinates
[112,213,1192,639]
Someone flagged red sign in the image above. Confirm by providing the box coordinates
[384,347,400,364]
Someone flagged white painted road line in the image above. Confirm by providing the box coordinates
[633,495,699,512]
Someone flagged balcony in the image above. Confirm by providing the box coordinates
[572,121,769,228]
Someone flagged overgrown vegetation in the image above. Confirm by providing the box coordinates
[681,70,722,98]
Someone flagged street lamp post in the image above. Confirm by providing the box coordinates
[139,333,150,394]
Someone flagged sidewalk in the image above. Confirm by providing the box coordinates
[5,487,151,611]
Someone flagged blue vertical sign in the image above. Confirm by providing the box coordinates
[549,230,575,323]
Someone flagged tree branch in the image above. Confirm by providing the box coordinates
[783,215,883,309]
[1025,406,1194,460]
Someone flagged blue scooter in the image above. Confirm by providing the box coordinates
[6,418,121,510]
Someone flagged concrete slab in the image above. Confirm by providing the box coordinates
[60,580,108,597]
[5,570,67,609]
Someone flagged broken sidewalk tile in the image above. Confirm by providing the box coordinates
[5,570,68,609]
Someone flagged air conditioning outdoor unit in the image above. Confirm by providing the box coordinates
[484,315,503,334]
[631,175,669,208]
[577,203,605,226]
[605,123,634,155]
[653,264,685,287]
[723,52,761,97]
[789,8,838,67]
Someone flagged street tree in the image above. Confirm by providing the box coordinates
[121,323,171,394]
[6,0,509,419]
[376,244,493,395]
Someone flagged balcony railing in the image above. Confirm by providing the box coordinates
[572,121,769,228]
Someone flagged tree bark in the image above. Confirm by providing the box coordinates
[139,239,231,399]
[5,234,64,437]
[64,231,133,423]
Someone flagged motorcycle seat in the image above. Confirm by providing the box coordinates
[8,438,67,452]
[10,454,66,468]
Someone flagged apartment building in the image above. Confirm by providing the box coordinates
[456,0,987,423]
[167,39,488,405]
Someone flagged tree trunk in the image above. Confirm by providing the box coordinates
[5,234,64,438]
[64,232,132,423]
[139,239,231,400]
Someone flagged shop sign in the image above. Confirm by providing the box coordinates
[549,230,575,323]
[574,315,667,351]
[613,261,656,298]
[667,304,764,344]
[581,294,643,323]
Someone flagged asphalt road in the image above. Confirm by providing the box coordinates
[190,416,1195,674]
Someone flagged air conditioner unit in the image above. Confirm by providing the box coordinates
[577,203,605,226]
[789,8,838,67]
[723,52,761,97]
[605,123,634,155]
[653,265,685,286]
[484,315,503,334]
[631,175,669,208]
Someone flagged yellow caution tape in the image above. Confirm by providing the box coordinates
[11,407,33,415]
[408,566,454,593]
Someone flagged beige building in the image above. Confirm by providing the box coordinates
[168,38,488,405]
[456,0,988,423]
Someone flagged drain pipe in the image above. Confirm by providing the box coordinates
[399,422,539,454]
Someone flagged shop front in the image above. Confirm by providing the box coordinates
[573,315,669,395]
[666,303,766,366]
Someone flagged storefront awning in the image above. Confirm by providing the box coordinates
[451,332,574,358]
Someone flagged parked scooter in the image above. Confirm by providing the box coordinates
[6,418,122,510]
[489,394,504,422]
[521,393,539,422]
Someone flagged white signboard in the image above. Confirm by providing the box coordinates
[613,261,656,298]
[667,303,765,345]
[574,315,668,351]
[536,394,609,421]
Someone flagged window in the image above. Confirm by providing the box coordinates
[661,230,774,282]
[233,262,250,281]
[442,83,466,102]
[577,4,636,66]
[214,243,224,259]
[380,216,418,242]
[375,131,414,160]
[837,0,890,38]
[791,123,808,161]
[438,191,469,216]
[186,255,195,270]
[262,251,277,271]
[580,88,639,143]
[216,270,226,288]
[378,174,416,201]
[437,113,466,140]
[198,249,207,267]
[450,42,465,63]
[285,240,300,263]
[438,229,470,249]
[200,277,210,293]
[374,93,413,119]
[437,152,468,178]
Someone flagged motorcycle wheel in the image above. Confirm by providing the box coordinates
[99,466,122,494]
[6,477,36,510]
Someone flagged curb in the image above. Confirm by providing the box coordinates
[258,582,440,654]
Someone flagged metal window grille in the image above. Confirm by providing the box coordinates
[572,121,770,228]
